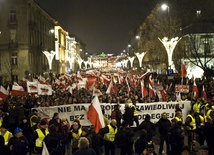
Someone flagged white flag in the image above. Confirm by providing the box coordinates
[38,84,52,95]
[42,141,50,155]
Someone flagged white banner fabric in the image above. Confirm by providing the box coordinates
[36,101,191,127]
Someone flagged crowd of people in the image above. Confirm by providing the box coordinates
[0,71,213,155]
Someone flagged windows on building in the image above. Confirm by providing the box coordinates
[11,53,18,66]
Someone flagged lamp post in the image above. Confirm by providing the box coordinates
[159,4,181,70]
[135,52,146,68]
[43,50,56,71]
[43,50,56,81]
[128,56,135,69]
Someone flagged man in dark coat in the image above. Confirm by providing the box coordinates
[134,114,156,141]
[115,121,134,155]
[169,119,184,155]
[134,129,148,155]
[156,112,171,155]
[123,103,133,126]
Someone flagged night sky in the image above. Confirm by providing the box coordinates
[37,0,157,55]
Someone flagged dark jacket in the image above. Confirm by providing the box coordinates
[156,118,171,135]
[43,132,61,154]
[135,120,156,141]
[169,125,184,146]
[115,127,134,147]
[134,134,148,154]
[123,106,133,126]
[8,135,29,155]
[73,148,97,155]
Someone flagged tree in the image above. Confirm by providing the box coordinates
[180,33,214,77]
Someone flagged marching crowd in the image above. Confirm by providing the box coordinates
[0,72,214,155]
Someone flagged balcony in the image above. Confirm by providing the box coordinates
[7,19,18,29]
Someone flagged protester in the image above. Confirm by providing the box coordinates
[115,121,134,155]
[8,127,29,155]
[123,102,133,126]
[49,112,62,133]
[0,124,13,146]
[134,129,149,155]
[135,114,156,141]
[43,124,62,154]
[29,119,49,154]
[73,137,97,155]
[68,121,82,153]
[185,110,197,152]
[169,119,184,155]
[28,109,40,133]
[99,119,117,155]
[0,135,11,155]
[156,112,171,155]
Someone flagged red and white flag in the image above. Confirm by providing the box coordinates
[38,84,52,95]
[27,82,38,93]
[93,87,102,97]
[87,96,105,133]
[11,85,26,96]
[0,86,9,100]
[141,80,148,98]
[125,77,130,94]
[106,80,114,94]
[192,80,199,99]
[149,83,156,98]
[159,89,167,101]
[180,63,187,78]
[202,85,207,100]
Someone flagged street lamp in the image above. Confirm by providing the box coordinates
[159,4,181,69]
[43,50,56,71]
[135,35,140,40]
[128,56,135,69]
[135,52,146,68]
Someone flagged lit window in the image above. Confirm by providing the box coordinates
[196,10,201,17]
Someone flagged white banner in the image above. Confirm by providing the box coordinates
[36,101,191,126]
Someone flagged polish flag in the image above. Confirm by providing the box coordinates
[106,80,114,94]
[141,80,148,98]
[160,90,167,101]
[93,87,102,97]
[192,80,199,98]
[125,77,131,94]
[11,85,26,96]
[149,83,156,98]
[87,96,105,133]
[202,85,207,100]
[0,86,9,100]
[180,63,187,78]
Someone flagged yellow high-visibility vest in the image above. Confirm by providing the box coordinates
[0,131,11,145]
[175,116,182,122]
[186,114,196,130]
[130,104,137,116]
[35,128,49,147]
[193,102,201,113]
[30,115,38,127]
[71,128,82,139]
[104,125,117,142]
